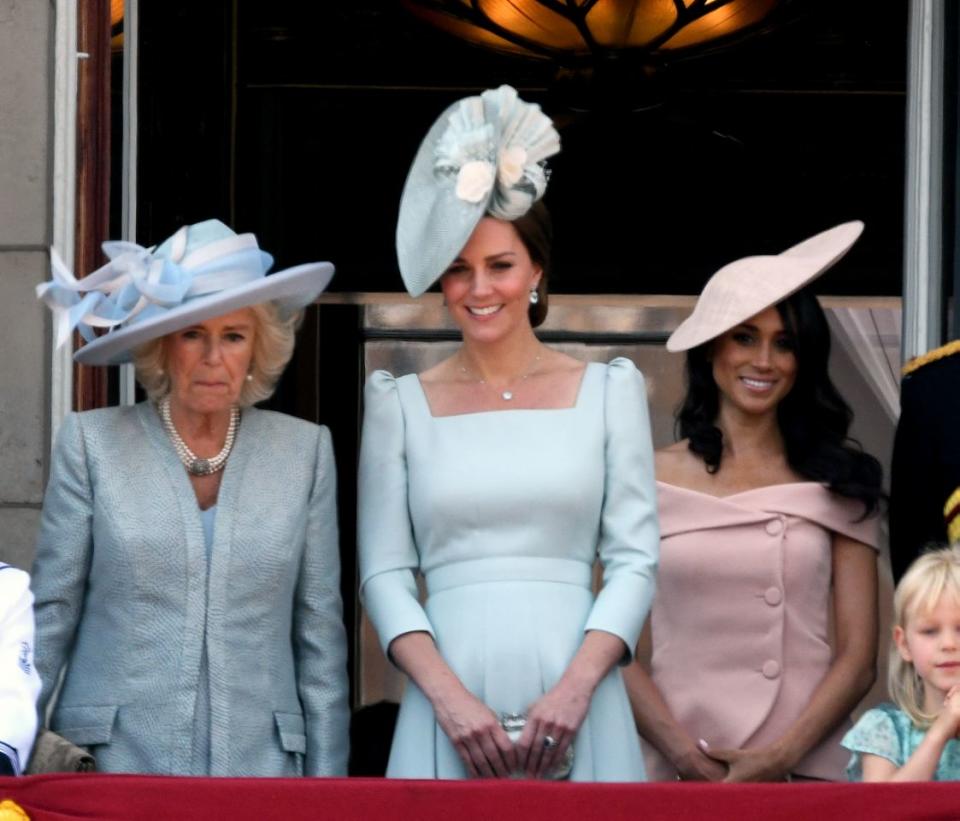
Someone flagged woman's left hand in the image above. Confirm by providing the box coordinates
[514,630,627,778]
[700,741,789,782]
[516,678,592,778]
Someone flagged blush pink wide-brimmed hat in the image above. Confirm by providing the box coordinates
[665,220,864,353]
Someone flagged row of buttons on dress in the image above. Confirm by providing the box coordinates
[761,515,785,679]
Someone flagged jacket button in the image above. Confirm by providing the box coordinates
[762,660,781,679]
[764,586,783,606]
[765,519,783,536]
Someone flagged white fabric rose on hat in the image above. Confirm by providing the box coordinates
[455,160,496,204]
[497,145,528,189]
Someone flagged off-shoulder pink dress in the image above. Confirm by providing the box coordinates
[644,481,879,781]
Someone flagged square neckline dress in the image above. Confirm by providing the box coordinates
[358,358,660,780]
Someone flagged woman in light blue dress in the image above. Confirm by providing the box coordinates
[358,86,659,781]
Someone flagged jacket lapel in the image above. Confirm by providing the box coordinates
[135,402,209,772]
[204,405,259,774]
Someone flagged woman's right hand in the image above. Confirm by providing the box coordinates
[432,686,519,778]
[621,652,727,781]
[389,631,518,777]
[674,744,729,781]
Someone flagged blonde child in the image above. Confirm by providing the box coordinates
[842,546,960,780]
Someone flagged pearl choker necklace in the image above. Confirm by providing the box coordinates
[459,351,542,401]
[159,396,239,476]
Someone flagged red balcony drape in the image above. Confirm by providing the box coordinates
[3,774,960,821]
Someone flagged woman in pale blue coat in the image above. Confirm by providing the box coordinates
[31,220,349,776]
[358,87,659,781]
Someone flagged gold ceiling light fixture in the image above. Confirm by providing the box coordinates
[111,0,125,51]
[110,0,124,28]
[402,0,790,67]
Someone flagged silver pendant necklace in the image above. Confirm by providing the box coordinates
[159,395,239,476]
[459,351,542,401]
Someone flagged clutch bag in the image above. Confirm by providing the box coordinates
[499,712,573,780]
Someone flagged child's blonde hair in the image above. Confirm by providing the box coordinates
[890,544,960,726]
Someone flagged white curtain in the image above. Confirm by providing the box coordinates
[827,306,902,422]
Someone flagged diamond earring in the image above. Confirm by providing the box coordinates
[529,289,539,305]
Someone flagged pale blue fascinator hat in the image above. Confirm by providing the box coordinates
[37,220,334,366]
[396,85,561,297]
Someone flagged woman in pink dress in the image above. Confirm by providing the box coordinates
[624,222,883,782]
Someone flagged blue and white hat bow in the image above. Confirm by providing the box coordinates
[396,85,561,297]
[37,220,335,366]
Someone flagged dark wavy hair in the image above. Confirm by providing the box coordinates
[676,287,882,515]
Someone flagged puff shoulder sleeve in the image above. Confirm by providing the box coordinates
[358,371,435,655]
[582,357,659,661]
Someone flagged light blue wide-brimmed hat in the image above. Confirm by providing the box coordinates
[396,85,561,297]
[37,219,334,366]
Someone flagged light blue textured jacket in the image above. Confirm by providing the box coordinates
[31,402,349,776]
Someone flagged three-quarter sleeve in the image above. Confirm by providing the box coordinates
[31,412,94,720]
[294,426,350,776]
[582,357,659,661]
[358,371,435,656]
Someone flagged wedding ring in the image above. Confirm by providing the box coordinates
[543,735,558,749]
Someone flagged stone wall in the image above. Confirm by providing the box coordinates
[0,0,53,569]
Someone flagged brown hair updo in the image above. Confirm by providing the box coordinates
[511,200,553,328]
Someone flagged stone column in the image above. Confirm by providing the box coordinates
[0,0,54,569]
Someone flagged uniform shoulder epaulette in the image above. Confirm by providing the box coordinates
[902,339,960,377]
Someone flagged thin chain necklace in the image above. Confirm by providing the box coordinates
[159,395,239,476]
[458,350,542,401]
